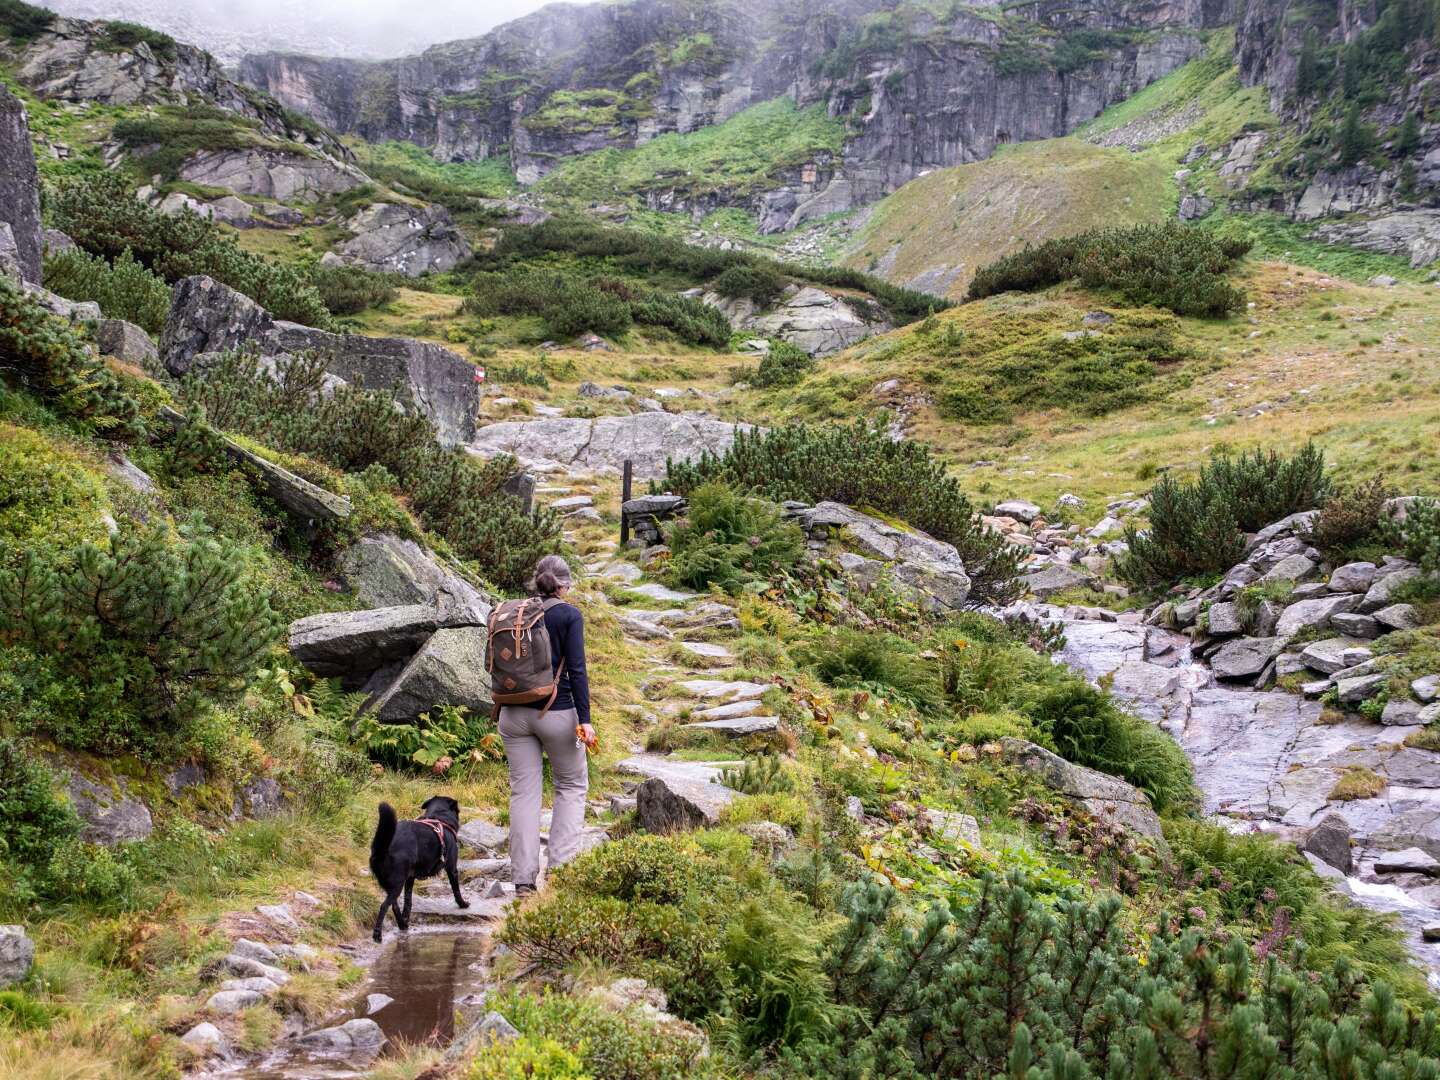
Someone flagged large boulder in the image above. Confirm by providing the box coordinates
[95,319,159,365]
[1001,738,1163,841]
[1275,595,1361,639]
[1021,563,1092,600]
[0,926,34,988]
[363,626,493,723]
[160,276,275,376]
[67,774,153,845]
[336,202,472,277]
[1301,813,1353,873]
[635,775,736,833]
[0,86,43,285]
[178,147,365,203]
[340,533,491,625]
[1210,636,1283,681]
[716,285,892,356]
[468,413,752,479]
[287,605,443,678]
[788,501,971,610]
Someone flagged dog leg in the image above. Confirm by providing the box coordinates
[373,890,394,943]
[389,883,407,933]
[446,855,469,909]
[400,877,415,929]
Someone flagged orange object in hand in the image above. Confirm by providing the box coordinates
[576,724,599,752]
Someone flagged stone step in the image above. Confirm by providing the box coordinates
[694,699,766,720]
[683,715,780,736]
[407,892,511,922]
[675,679,768,702]
[625,582,698,603]
[678,641,734,665]
[616,754,740,786]
[619,614,673,641]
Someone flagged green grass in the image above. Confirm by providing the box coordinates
[351,138,517,201]
[537,97,845,206]
[1208,210,1425,284]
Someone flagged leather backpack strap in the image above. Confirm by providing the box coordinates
[535,658,566,722]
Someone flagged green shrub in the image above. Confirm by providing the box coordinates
[559,833,724,904]
[0,0,54,41]
[465,1034,588,1080]
[306,262,397,316]
[1026,677,1195,812]
[0,274,147,439]
[719,755,797,796]
[0,515,284,756]
[0,736,79,871]
[968,221,1250,317]
[1393,497,1440,574]
[720,899,832,1055]
[1311,473,1395,559]
[661,420,1021,605]
[752,339,813,388]
[1116,444,1331,590]
[173,350,560,591]
[799,627,937,708]
[0,425,111,545]
[808,870,1440,1078]
[713,264,786,305]
[41,247,171,335]
[665,483,805,593]
[96,20,176,57]
[48,172,332,328]
[351,703,500,772]
[43,843,138,907]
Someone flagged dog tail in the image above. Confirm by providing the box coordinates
[370,802,397,887]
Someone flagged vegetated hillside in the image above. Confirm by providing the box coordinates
[240,0,1221,229]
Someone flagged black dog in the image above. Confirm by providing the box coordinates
[369,796,469,942]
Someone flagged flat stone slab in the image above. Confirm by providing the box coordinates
[616,754,738,785]
[626,582,698,602]
[695,699,765,720]
[675,679,767,702]
[683,715,779,736]
[678,641,734,662]
[407,893,511,921]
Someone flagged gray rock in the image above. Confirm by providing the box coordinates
[300,1017,386,1052]
[179,147,365,203]
[66,774,153,845]
[1299,637,1367,675]
[468,413,753,480]
[230,938,280,965]
[1359,567,1423,614]
[1021,563,1091,599]
[458,819,509,852]
[159,276,275,376]
[726,285,891,356]
[1375,847,1440,875]
[738,821,795,859]
[445,1010,519,1063]
[1257,554,1316,585]
[682,715,779,736]
[364,626,493,722]
[241,777,286,818]
[1381,699,1424,726]
[635,774,736,833]
[1301,813,1353,874]
[106,452,158,496]
[94,319,158,364]
[1001,738,1163,840]
[365,993,392,1014]
[1336,672,1389,705]
[1328,562,1377,593]
[844,795,865,821]
[1206,601,1243,636]
[994,500,1042,523]
[1330,613,1380,639]
[216,953,289,984]
[1276,594,1361,639]
[1374,604,1420,631]
[340,533,490,625]
[179,1021,228,1054]
[287,605,442,677]
[920,808,981,847]
[1414,675,1440,703]
[43,228,75,255]
[336,202,472,277]
[1421,703,1440,724]
[219,975,282,994]
[1244,511,1318,554]
[205,989,264,1015]
[0,926,34,988]
[0,88,42,284]
[1211,637,1283,680]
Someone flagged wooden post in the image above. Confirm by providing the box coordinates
[619,459,633,546]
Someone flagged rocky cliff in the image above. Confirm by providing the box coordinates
[240,0,1223,227]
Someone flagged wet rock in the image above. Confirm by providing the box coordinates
[0,87,43,284]
[1301,814,1353,874]
[363,626,493,723]
[1375,848,1440,876]
[94,319,157,364]
[180,1021,229,1055]
[301,1017,387,1052]
[336,202,472,277]
[1001,738,1162,840]
[1211,636,1283,681]
[179,147,365,203]
[287,605,441,678]
[340,533,491,625]
[635,774,736,832]
[1328,562,1377,593]
[206,989,265,1015]
[67,774,153,845]
[1276,595,1361,639]
[0,926,33,988]
[468,413,754,480]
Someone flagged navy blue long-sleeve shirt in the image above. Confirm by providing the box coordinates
[512,600,590,725]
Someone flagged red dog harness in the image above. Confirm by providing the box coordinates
[416,818,456,848]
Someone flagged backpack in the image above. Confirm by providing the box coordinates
[485,597,566,719]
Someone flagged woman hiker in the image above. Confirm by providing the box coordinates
[497,554,595,896]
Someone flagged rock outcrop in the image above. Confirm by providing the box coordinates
[467,412,752,479]
[0,926,35,989]
[335,202,472,277]
[177,147,366,203]
[0,86,43,285]
[1001,738,1163,841]
[698,285,891,355]
[161,275,480,445]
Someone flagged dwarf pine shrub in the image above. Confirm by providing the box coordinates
[752,338,813,388]
[968,221,1250,316]
[1117,444,1331,590]
[1311,474,1395,560]
[664,483,805,593]
[1393,497,1440,574]
[49,172,332,328]
[662,420,1021,605]
[41,247,172,335]
[0,274,147,439]
[0,736,79,871]
[306,262,398,316]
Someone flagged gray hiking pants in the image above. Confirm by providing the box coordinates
[499,705,589,888]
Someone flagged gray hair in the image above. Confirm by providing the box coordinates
[528,554,573,597]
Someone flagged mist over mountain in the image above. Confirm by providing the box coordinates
[40,0,564,63]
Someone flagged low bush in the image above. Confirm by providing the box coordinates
[96,20,176,57]
[751,338,813,388]
[0,736,79,872]
[465,1034,588,1080]
[713,264,787,305]
[0,0,53,41]
[1117,444,1331,590]
[0,424,111,545]
[665,483,805,593]
[1311,473,1395,559]
[799,627,938,709]
[1392,497,1440,574]
[40,247,171,335]
[661,420,1021,605]
[305,262,397,316]
[967,221,1251,317]
[48,172,332,328]
[0,275,147,439]
[0,515,283,756]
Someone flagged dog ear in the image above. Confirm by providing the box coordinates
[442,796,459,813]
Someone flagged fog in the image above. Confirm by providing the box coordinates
[45,0,575,59]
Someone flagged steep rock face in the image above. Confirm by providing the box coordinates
[0,86,43,285]
[177,147,367,203]
[335,203,473,276]
[240,0,1214,218]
